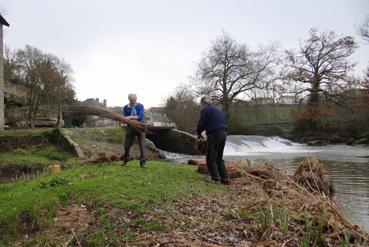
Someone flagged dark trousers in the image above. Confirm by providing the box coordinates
[206,131,228,181]
[123,126,146,162]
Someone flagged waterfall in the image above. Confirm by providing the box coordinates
[224,135,308,156]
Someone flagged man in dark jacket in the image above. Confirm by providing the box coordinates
[197,96,230,184]
[122,93,146,168]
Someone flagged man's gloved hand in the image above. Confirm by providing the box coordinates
[196,135,207,155]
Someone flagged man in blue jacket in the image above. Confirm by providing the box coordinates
[197,96,230,184]
[122,93,146,168]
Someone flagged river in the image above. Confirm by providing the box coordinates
[163,135,369,231]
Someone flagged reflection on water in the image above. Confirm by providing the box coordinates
[325,161,369,232]
[164,135,369,231]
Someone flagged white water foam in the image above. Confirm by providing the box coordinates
[224,135,316,156]
[162,135,368,163]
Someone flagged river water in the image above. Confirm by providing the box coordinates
[163,135,369,231]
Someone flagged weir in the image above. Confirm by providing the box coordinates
[224,135,306,156]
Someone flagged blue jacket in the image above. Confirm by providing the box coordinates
[123,103,145,123]
[197,104,227,135]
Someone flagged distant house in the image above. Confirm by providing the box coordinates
[145,109,176,128]
[277,95,298,105]
[0,15,9,130]
[82,98,120,127]
[83,98,107,108]
[250,97,275,105]
[148,106,165,113]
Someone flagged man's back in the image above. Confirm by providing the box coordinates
[197,104,227,135]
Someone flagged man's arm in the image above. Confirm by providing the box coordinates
[196,109,206,135]
[123,105,129,117]
[136,104,145,122]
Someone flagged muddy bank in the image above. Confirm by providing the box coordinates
[290,130,369,146]
[0,132,51,152]
[0,163,45,182]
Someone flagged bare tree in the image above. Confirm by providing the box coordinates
[195,32,278,120]
[163,85,200,133]
[358,15,369,42]
[284,29,357,107]
[13,45,75,127]
[38,55,75,126]
[283,28,357,131]
[364,67,369,88]
[15,46,45,127]
[4,47,22,85]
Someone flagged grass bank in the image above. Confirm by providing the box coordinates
[0,161,225,246]
[1,159,368,246]
[0,129,77,182]
[0,127,159,182]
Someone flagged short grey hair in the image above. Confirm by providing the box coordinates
[200,96,211,105]
[128,93,137,99]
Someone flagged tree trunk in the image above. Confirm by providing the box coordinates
[56,105,63,127]
[307,77,321,131]
[222,94,231,122]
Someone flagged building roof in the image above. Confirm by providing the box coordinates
[279,95,296,99]
[0,15,9,26]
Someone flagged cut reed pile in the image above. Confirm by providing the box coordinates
[293,157,335,198]
[189,157,368,246]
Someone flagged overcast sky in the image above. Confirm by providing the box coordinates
[1,0,368,108]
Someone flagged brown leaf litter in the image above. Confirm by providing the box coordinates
[54,204,94,230]
[130,157,368,246]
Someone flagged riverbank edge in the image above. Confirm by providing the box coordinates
[287,129,369,146]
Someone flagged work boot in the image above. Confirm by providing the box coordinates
[140,160,146,168]
[121,154,129,166]
[204,176,220,184]
[221,178,231,185]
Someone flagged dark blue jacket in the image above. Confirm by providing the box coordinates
[123,103,145,123]
[197,104,227,135]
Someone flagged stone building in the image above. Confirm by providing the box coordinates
[0,15,9,130]
[82,98,120,127]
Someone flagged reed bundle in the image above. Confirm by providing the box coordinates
[64,105,148,133]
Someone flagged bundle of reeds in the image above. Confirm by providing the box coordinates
[64,105,148,133]
[195,160,248,179]
[196,137,207,155]
[293,156,334,197]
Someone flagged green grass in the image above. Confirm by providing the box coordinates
[68,127,125,144]
[0,145,73,166]
[64,127,128,157]
[35,145,73,161]
[0,161,224,244]
[0,153,49,166]
[0,128,53,137]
